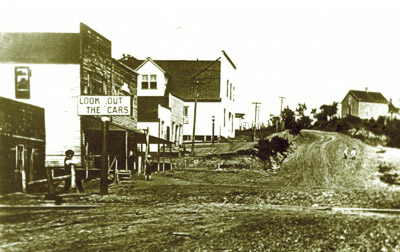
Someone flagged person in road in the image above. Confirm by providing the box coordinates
[145,154,153,181]
[350,148,357,160]
[64,149,85,193]
[343,147,349,159]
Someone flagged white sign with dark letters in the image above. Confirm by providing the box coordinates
[77,96,131,116]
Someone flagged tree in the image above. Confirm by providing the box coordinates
[281,107,301,135]
[312,102,339,130]
[295,103,312,130]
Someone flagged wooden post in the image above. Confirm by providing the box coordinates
[169,141,172,171]
[71,164,76,190]
[125,131,128,171]
[45,167,55,195]
[158,119,161,173]
[144,127,149,175]
[114,159,119,183]
[100,116,110,195]
[21,169,26,193]
[30,149,34,182]
[163,143,165,172]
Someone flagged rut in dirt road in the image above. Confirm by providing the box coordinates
[281,130,378,188]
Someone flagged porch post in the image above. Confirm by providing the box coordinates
[100,116,110,195]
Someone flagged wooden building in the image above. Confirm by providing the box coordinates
[0,97,46,194]
[0,23,142,175]
[341,89,389,120]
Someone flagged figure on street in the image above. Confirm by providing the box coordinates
[145,154,153,181]
[350,148,357,160]
[64,149,85,193]
[344,147,349,159]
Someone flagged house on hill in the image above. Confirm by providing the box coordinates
[341,88,389,119]
[120,51,237,142]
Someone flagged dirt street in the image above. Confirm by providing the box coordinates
[1,130,400,251]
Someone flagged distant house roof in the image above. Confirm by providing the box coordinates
[120,57,222,102]
[0,33,80,64]
[137,96,169,122]
[343,90,389,104]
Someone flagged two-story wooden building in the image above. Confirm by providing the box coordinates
[0,23,140,174]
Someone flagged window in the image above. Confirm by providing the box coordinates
[184,106,189,124]
[141,75,149,89]
[230,83,232,100]
[224,108,226,126]
[141,74,157,89]
[226,80,229,97]
[15,67,30,99]
[85,72,106,95]
[150,75,157,89]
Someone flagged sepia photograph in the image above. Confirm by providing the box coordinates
[1,0,400,251]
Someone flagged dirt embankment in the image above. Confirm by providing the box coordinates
[187,130,400,190]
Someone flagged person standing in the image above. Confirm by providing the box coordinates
[145,154,153,181]
[64,150,85,193]
[343,147,349,159]
[350,148,357,160]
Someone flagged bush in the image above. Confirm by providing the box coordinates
[255,136,290,170]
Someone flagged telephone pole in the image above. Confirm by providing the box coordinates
[190,57,221,156]
[279,96,286,114]
[278,96,286,132]
[252,102,261,142]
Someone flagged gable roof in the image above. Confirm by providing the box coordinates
[0,32,80,64]
[135,57,167,74]
[343,90,389,104]
[120,56,221,102]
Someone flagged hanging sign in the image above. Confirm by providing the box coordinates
[77,96,131,116]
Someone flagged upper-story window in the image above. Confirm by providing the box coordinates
[141,74,157,89]
[226,80,229,97]
[141,75,149,89]
[15,67,30,99]
[183,106,189,124]
[230,83,232,100]
[83,72,106,95]
[150,75,157,89]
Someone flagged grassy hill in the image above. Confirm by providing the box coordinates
[190,130,399,190]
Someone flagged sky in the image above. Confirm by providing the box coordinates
[2,0,400,126]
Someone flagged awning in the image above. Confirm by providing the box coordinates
[81,116,172,144]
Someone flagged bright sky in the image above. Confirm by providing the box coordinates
[2,0,400,125]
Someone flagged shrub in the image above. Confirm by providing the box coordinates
[255,136,290,170]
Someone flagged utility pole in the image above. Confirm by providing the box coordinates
[279,96,286,114]
[190,57,221,157]
[100,116,110,195]
[278,96,286,132]
[212,115,215,146]
[191,81,199,156]
[252,102,261,142]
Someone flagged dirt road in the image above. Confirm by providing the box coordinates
[1,130,400,251]
[282,130,384,189]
